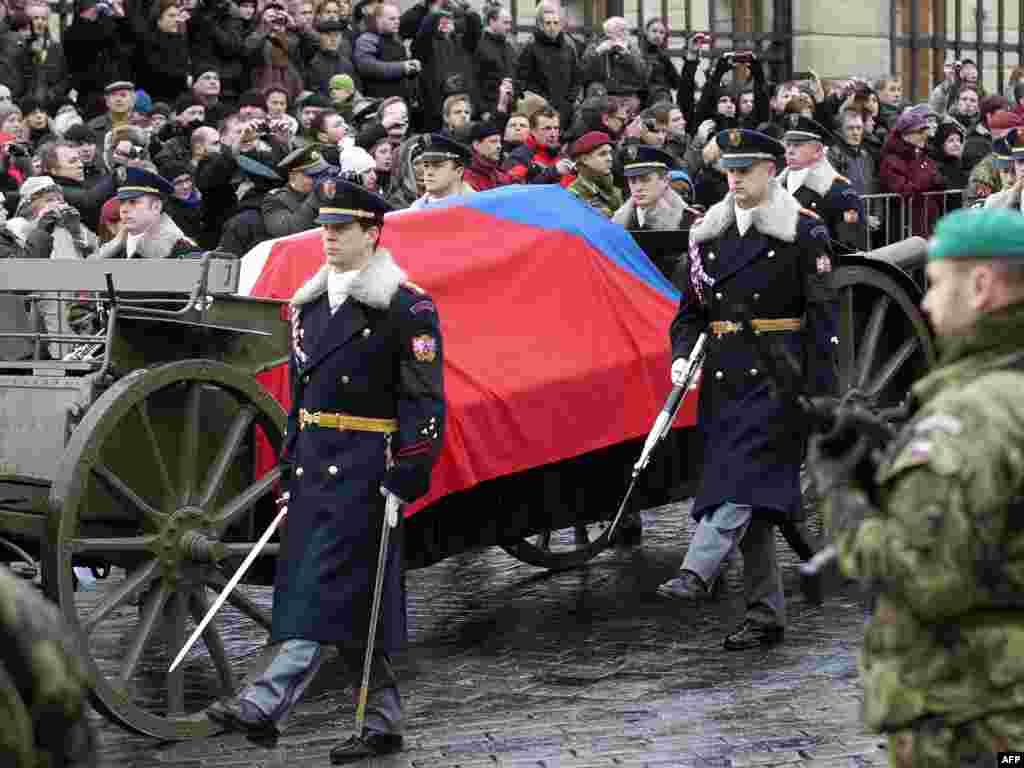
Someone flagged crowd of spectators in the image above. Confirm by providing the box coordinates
[0,0,1021,274]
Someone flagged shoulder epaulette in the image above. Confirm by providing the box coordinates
[799,207,821,220]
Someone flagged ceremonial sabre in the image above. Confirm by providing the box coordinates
[168,505,288,674]
[355,492,401,733]
[607,332,707,541]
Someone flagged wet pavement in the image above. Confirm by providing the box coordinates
[94,500,886,767]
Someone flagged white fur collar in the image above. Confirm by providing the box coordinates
[96,214,185,260]
[611,187,688,229]
[777,157,839,196]
[291,248,406,309]
[689,178,801,245]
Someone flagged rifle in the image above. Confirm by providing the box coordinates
[735,313,898,603]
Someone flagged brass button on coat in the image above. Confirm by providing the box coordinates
[341,375,350,384]
[328,465,338,475]
[715,370,724,380]
[295,467,304,477]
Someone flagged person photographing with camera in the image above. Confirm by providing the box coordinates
[581,17,646,117]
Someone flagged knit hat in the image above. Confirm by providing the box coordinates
[338,145,376,176]
[53,110,85,138]
[329,74,355,93]
[174,92,205,115]
[62,123,93,143]
[0,103,23,126]
[356,122,389,152]
[893,109,928,135]
[19,175,59,201]
[151,101,172,118]
[935,118,966,147]
[986,110,1024,135]
[18,96,44,116]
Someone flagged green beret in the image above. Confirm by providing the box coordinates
[928,208,1024,261]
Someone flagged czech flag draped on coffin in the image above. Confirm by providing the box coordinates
[240,185,698,515]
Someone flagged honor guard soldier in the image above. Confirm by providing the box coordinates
[409,133,474,209]
[777,115,864,252]
[612,145,700,231]
[811,209,1024,766]
[657,129,838,650]
[209,181,446,764]
[566,131,623,219]
[98,167,200,259]
[261,145,332,238]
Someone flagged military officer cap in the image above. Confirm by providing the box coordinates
[1005,127,1024,159]
[277,145,330,176]
[929,208,1024,261]
[621,144,674,177]
[992,136,1012,171]
[468,121,502,144]
[315,179,394,225]
[237,153,283,182]
[782,114,832,144]
[715,128,785,169]
[116,166,174,201]
[104,80,135,94]
[419,133,471,165]
[569,131,612,159]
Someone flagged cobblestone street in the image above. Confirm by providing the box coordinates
[95,500,885,768]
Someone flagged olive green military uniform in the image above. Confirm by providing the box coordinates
[261,145,329,239]
[0,566,95,767]
[820,209,1024,767]
[567,173,624,219]
[966,153,1003,205]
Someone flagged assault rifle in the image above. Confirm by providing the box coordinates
[736,313,898,603]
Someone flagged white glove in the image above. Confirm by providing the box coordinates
[380,487,404,528]
[671,357,689,386]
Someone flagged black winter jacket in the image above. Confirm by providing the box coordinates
[515,29,581,126]
[475,30,516,119]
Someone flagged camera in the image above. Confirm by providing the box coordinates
[96,0,114,15]
[6,143,30,158]
[643,119,658,133]
[250,119,270,136]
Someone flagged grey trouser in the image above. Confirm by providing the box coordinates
[238,639,402,734]
[681,502,786,627]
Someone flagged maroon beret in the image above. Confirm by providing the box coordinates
[569,131,613,158]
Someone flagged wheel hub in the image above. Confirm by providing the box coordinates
[156,505,220,583]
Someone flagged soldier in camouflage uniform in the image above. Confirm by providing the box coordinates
[810,207,1024,767]
[566,131,623,219]
[0,566,95,767]
[966,137,1009,206]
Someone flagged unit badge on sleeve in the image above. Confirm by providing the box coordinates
[411,334,437,362]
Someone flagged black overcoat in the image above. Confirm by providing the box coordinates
[272,250,445,651]
[670,181,838,523]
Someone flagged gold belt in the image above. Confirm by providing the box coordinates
[709,317,804,337]
[299,409,398,433]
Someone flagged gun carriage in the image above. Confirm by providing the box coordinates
[0,232,934,741]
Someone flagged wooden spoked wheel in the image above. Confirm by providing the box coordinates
[45,361,286,740]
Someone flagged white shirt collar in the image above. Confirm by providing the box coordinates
[327,268,360,313]
[126,233,142,258]
[734,204,755,236]
[636,206,647,227]
[786,167,810,194]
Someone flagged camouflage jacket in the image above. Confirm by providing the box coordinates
[966,152,1002,205]
[829,301,1024,733]
[567,173,623,220]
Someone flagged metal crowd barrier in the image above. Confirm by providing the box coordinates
[856,189,965,249]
